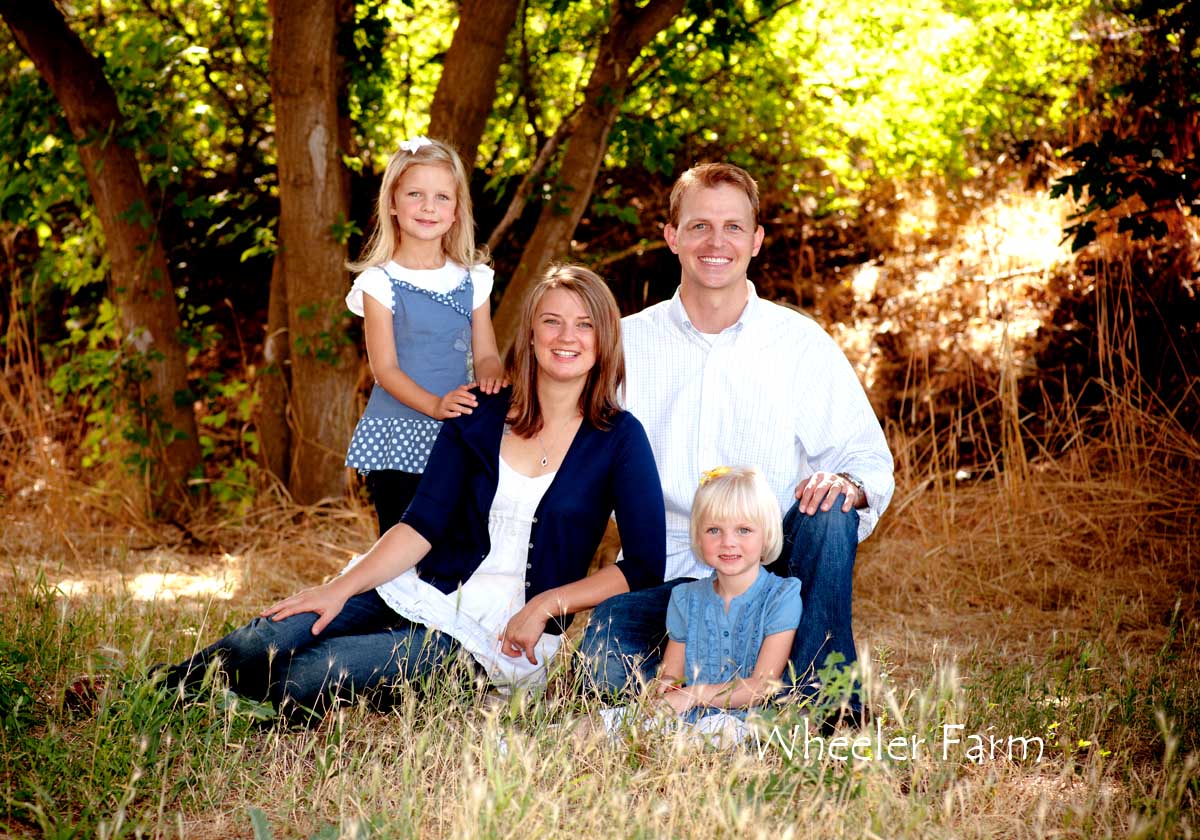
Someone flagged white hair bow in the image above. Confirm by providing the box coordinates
[398,136,433,154]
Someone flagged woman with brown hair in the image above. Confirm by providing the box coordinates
[162,265,665,724]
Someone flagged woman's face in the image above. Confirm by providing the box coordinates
[532,287,598,385]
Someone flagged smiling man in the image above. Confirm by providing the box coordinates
[580,163,895,720]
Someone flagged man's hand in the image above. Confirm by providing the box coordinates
[794,471,861,514]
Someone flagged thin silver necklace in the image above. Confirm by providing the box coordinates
[535,415,578,468]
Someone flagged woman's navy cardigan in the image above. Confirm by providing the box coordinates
[400,387,666,634]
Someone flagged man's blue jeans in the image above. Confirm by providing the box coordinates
[580,496,859,701]
[164,590,465,723]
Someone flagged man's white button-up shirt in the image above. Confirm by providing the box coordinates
[622,282,895,581]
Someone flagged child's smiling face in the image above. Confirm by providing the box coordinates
[698,518,764,580]
[390,163,457,244]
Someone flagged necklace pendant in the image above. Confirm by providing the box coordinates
[540,455,549,467]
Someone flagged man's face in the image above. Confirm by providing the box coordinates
[664,183,764,294]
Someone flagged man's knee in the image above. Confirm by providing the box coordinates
[579,596,652,697]
[579,603,623,693]
[782,499,859,556]
[785,496,858,540]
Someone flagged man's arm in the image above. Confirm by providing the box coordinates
[791,330,895,534]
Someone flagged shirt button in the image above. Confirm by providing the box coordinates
[723,631,729,637]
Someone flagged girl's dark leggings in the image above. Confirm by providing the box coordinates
[364,469,423,536]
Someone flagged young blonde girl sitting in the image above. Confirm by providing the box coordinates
[594,466,801,743]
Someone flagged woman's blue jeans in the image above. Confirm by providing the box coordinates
[164,590,467,723]
[580,496,860,704]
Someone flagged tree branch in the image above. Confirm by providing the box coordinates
[485,107,581,253]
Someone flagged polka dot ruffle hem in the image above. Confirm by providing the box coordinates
[345,415,441,473]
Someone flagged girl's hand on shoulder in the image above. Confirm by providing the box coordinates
[435,384,478,419]
[261,582,347,636]
[474,375,507,395]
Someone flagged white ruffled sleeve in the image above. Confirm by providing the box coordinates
[469,264,495,310]
[345,267,394,316]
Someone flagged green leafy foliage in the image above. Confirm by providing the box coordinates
[478,0,1095,231]
[294,302,356,367]
[0,0,1125,504]
[0,641,36,737]
[1051,0,1199,250]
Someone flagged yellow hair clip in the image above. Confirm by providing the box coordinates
[699,466,732,487]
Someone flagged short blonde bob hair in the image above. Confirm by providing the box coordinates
[347,137,485,272]
[689,466,783,565]
[505,264,624,437]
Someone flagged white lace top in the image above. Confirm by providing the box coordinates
[368,455,561,687]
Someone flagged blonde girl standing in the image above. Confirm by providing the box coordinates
[345,137,504,534]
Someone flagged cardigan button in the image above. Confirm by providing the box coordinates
[526,562,532,570]
[531,516,537,523]
[528,542,534,549]
[525,581,531,589]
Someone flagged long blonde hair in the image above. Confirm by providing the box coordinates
[347,138,486,272]
[506,265,624,437]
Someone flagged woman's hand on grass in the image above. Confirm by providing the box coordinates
[261,582,347,636]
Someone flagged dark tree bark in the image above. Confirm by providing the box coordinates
[429,0,521,168]
[257,0,355,491]
[493,0,686,350]
[257,255,292,486]
[2,0,201,516]
[270,0,358,504]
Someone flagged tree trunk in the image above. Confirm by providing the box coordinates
[2,0,201,516]
[257,254,292,486]
[429,0,521,168]
[271,0,358,505]
[492,0,685,351]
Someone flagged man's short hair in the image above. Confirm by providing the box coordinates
[668,163,760,227]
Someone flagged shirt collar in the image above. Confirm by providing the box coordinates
[667,280,763,336]
[703,564,767,607]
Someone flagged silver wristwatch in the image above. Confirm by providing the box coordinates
[837,472,864,494]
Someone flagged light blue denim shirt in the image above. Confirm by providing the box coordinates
[666,568,802,686]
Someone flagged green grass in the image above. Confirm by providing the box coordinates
[0,563,1195,839]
